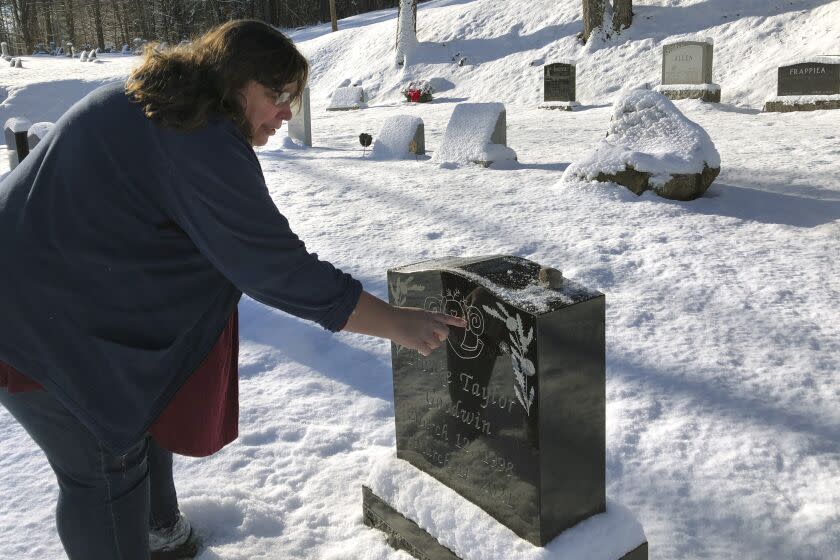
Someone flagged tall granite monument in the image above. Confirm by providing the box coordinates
[363,256,648,560]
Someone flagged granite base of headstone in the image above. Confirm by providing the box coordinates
[655,39,719,103]
[763,57,840,112]
[327,86,366,111]
[539,61,580,111]
[287,86,312,146]
[363,255,648,560]
[4,117,32,170]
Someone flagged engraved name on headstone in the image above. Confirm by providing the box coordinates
[777,62,840,96]
[544,62,576,102]
[661,41,713,85]
[386,255,606,546]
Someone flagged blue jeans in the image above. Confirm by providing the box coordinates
[0,388,180,559]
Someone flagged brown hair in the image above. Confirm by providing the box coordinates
[125,19,309,140]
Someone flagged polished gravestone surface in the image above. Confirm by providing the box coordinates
[544,62,576,103]
[385,255,606,546]
[777,61,840,96]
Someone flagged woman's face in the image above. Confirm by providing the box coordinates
[240,80,297,146]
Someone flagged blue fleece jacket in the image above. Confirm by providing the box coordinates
[0,82,362,453]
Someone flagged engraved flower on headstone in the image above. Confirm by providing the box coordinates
[482,302,535,415]
[425,289,485,360]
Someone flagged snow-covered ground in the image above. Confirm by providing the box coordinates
[1,1,838,559]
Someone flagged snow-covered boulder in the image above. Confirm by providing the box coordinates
[370,115,425,159]
[433,103,517,167]
[327,86,366,111]
[562,89,720,200]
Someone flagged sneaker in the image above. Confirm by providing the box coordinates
[150,514,201,559]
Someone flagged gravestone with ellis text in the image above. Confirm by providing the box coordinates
[363,256,648,560]
[656,39,719,102]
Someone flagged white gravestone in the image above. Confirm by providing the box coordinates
[327,86,366,111]
[1,42,10,61]
[287,87,311,147]
[433,103,517,167]
[655,38,719,102]
[370,115,425,159]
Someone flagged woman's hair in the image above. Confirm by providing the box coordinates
[126,19,309,140]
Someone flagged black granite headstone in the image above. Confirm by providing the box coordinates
[778,62,840,96]
[544,63,576,103]
[386,255,605,547]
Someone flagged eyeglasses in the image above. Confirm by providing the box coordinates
[267,86,294,106]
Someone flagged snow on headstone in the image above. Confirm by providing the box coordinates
[287,86,312,147]
[79,50,88,62]
[327,86,366,111]
[395,0,418,66]
[8,58,15,67]
[88,49,97,61]
[370,115,425,159]
[4,117,32,170]
[433,102,517,167]
[14,58,22,68]
[27,122,54,151]
[562,88,720,200]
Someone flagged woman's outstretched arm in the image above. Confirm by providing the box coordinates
[343,291,467,356]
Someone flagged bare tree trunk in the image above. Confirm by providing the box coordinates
[91,0,104,48]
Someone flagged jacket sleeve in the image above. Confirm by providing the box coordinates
[160,121,362,332]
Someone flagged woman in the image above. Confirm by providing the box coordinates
[0,20,464,560]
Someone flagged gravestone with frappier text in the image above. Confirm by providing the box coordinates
[764,56,840,112]
[363,256,648,560]
[540,61,579,110]
[655,39,719,102]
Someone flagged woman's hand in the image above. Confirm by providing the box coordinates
[342,291,467,355]
[389,306,467,356]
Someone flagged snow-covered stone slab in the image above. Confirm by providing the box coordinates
[27,122,54,151]
[287,86,311,146]
[4,117,32,170]
[433,103,516,167]
[563,88,720,200]
[370,115,425,159]
[363,454,648,560]
[327,86,366,111]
